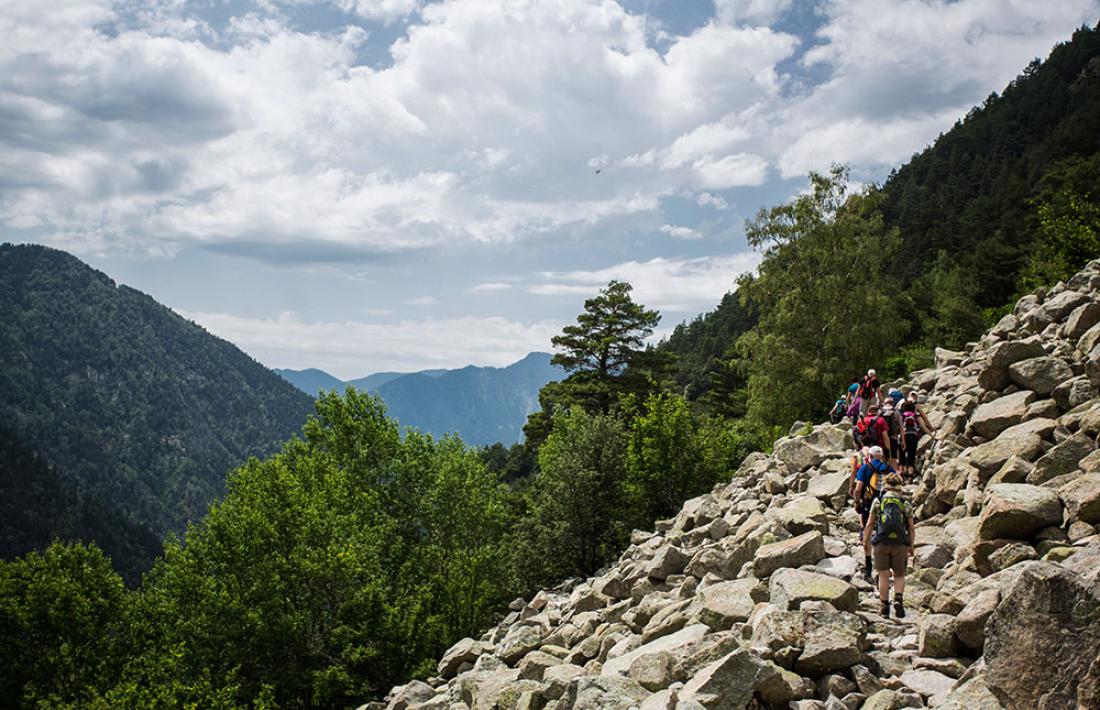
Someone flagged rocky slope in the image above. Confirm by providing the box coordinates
[366,261,1100,710]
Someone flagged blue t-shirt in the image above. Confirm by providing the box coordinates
[856,459,893,493]
[847,383,860,395]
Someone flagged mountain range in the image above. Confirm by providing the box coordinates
[276,353,563,446]
[0,244,315,580]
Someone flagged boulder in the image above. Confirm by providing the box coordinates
[985,562,1100,710]
[517,652,561,681]
[987,455,1033,486]
[754,531,826,577]
[918,614,963,658]
[978,484,1064,540]
[497,625,543,664]
[643,545,690,581]
[543,664,585,700]
[1066,301,1100,340]
[772,425,849,471]
[1052,375,1094,411]
[899,669,955,699]
[386,680,436,710]
[439,637,493,678]
[977,339,1046,391]
[795,611,867,677]
[769,569,858,612]
[1040,288,1089,321]
[765,496,830,536]
[1008,356,1074,396]
[954,589,1000,651]
[628,651,678,692]
[693,579,763,630]
[601,623,708,677]
[1061,473,1100,524]
[1028,432,1096,485]
[935,674,1004,710]
[679,648,773,709]
[931,459,980,507]
[969,390,1035,440]
[963,418,1056,476]
[806,471,851,502]
[558,676,651,710]
[861,689,921,710]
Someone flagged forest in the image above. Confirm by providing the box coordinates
[1,23,1099,710]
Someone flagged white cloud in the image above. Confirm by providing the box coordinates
[182,309,563,378]
[532,252,762,313]
[693,153,769,188]
[333,0,421,22]
[1,0,1095,266]
[659,224,701,240]
[471,282,514,292]
[714,0,794,26]
[696,191,730,209]
[404,295,440,306]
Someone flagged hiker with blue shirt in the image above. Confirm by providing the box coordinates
[852,445,894,583]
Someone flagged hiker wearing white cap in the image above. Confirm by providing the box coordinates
[852,445,895,583]
[858,368,880,415]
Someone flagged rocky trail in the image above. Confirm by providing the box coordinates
[366,262,1100,710]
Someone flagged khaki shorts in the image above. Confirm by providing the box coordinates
[873,544,908,575]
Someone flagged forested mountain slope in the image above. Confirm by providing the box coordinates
[0,244,314,577]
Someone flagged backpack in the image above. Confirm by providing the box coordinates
[860,376,878,398]
[872,493,911,545]
[902,410,920,435]
[881,407,899,438]
[858,415,882,446]
[860,459,888,501]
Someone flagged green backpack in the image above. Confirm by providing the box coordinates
[872,493,910,545]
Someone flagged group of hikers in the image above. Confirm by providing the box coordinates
[831,369,940,619]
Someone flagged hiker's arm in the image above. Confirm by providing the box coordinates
[853,481,864,507]
[917,405,935,437]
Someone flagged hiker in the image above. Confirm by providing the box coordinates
[862,473,915,618]
[856,403,889,452]
[846,377,860,406]
[880,397,903,467]
[858,369,879,415]
[852,445,894,583]
[829,395,848,424]
[897,391,937,478]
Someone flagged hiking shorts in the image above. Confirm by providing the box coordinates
[873,544,908,576]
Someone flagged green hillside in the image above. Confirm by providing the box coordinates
[0,244,315,578]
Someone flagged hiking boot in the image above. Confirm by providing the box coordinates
[894,596,906,619]
[880,600,891,618]
[863,567,874,584]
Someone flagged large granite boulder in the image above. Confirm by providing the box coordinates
[602,623,709,677]
[1028,432,1096,485]
[559,676,651,710]
[772,424,849,471]
[439,637,494,678]
[985,562,1100,710]
[679,648,775,709]
[692,579,764,630]
[1061,473,1100,525]
[754,531,826,577]
[977,339,1046,391]
[1008,356,1074,396]
[978,484,1064,540]
[769,568,858,612]
[969,390,1035,440]
[765,496,830,536]
[963,418,1056,476]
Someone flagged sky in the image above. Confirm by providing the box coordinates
[2,0,1097,379]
